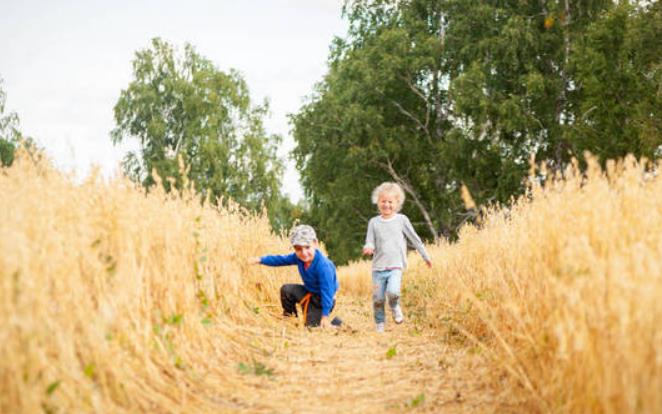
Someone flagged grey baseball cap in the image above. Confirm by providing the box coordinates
[289,224,317,246]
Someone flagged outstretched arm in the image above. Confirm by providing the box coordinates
[248,253,298,267]
[402,216,432,268]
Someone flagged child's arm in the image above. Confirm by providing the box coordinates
[248,253,298,267]
[402,216,433,268]
[362,219,375,256]
[318,261,337,326]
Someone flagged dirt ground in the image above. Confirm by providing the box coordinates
[219,298,508,413]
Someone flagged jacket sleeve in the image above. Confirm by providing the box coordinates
[318,262,338,317]
[402,215,431,262]
[260,253,298,267]
[364,219,375,249]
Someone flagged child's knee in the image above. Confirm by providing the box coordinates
[386,292,399,307]
[280,284,296,297]
[372,284,385,301]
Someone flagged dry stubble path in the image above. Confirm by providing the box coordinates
[229,297,499,413]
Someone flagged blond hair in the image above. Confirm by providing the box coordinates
[371,182,405,212]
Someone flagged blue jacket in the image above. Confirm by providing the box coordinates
[260,249,339,316]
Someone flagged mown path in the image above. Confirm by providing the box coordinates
[227,297,503,413]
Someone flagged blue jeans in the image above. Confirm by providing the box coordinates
[372,269,402,324]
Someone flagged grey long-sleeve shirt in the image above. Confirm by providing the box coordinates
[363,213,431,271]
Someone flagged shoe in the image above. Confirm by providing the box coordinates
[393,305,404,324]
[375,322,385,333]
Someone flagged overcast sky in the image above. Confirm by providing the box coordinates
[0,0,348,202]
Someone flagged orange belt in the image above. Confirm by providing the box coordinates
[299,292,312,324]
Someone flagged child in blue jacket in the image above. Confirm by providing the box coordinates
[249,225,339,329]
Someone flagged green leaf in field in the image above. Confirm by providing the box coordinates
[253,362,274,377]
[237,362,251,375]
[201,317,212,325]
[408,393,425,408]
[83,363,96,379]
[386,345,397,359]
[106,260,117,275]
[469,346,482,355]
[46,380,60,395]
[237,361,274,377]
[253,307,261,314]
[166,313,183,325]
[41,402,56,414]
[197,290,210,308]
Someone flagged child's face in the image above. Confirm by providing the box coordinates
[378,192,399,218]
[293,242,317,264]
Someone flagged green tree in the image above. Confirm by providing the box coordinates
[292,0,660,264]
[567,1,662,161]
[441,0,660,170]
[0,79,23,167]
[0,78,37,167]
[442,0,613,178]
[112,38,295,230]
[293,1,454,264]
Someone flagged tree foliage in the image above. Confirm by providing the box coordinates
[112,38,296,230]
[568,1,662,160]
[292,0,661,264]
[0,78,37,167]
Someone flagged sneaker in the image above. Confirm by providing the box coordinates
[393,305,404,324]
[375,322,385,333]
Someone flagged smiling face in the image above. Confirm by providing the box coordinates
[293,243,317,264]
[378,191,399,219]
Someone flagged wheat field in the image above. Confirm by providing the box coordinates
[1,152,660,413]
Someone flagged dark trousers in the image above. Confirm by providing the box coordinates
[280,284,335,327]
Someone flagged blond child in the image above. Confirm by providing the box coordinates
[362,182,432,332]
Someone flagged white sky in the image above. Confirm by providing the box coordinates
[0,0,348,202]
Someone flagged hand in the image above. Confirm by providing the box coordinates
[320,316,331,329]
[425,259,432,268]
[247,257,261,265]
[362,247,374,256]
